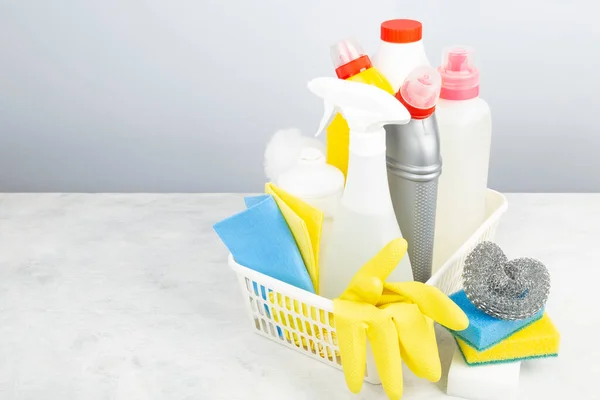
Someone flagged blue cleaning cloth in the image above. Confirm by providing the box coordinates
[244,195,267,208]
[448,290,544,351]
[213,194,315,293]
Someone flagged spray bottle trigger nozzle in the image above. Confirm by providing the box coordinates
[315,101,336,137]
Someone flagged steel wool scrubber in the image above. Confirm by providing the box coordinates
[387,66,442,282]
[462,241,551,320]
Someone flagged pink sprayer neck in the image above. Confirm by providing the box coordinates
[440,85,479,101]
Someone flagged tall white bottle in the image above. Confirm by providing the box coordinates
[373,19,430,93]
[432,47,492,271]
[307,77,414,299]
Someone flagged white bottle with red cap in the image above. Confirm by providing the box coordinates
[432,46,492,272]
[373,19,431,93]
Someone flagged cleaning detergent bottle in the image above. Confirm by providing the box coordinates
[308,77,414,299]
[386,66,442,283]
[325,39,394,179]
[277,148,345,267]
[373,19,430,93]
[433,47,492,271]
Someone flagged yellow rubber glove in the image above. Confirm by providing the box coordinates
[333,238,408,400]
[333,238,469,400]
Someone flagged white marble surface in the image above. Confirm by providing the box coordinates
[0,193,598,399]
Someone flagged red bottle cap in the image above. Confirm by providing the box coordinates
[395,92,435,119]
[381,19,423,44]
[395,66,441,119]
[334,55,372,80]
[331,39,373,80]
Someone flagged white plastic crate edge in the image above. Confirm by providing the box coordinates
[228,189,507,385]
[427,190,508,295]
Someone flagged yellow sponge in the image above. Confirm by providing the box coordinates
[456,313,560,365]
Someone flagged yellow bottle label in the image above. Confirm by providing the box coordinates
[326,68,394,179]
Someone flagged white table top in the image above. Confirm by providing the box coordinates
[0,193,597,399]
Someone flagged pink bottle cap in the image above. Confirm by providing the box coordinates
[330,39,373,80]
[396,66,441,119]
[438,46,480,100]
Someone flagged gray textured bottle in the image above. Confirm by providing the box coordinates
[386,113,442,283]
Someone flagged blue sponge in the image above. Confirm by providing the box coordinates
[448,290,544,351]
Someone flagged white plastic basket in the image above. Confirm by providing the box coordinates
[229,189,507,384]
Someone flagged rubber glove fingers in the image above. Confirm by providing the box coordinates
[366,310,404,400]
[381,302,442,382]
[333,299,403,400]
[333,299,370,394]
[381,282,469,332]
[341,238,408,304]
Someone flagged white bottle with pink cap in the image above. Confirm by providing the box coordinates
[432,46,492,272]
[373,19,430,93]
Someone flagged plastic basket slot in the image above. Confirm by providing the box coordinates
[304,320,312,336]
[267,321,277,337]
[332,347,341,365]
[286,313,295,329]
[257,298,266,316]
[244,277,252,293]
[322,326,332,345]
[249,296,258,313]
[328,329,338,346]
[301,303,309,319]
[291,332,301,348]
[259,318,269,334]
[308,306,317,322]
[281,328,292,344]
[278,309,287,327]
[264,303,274,320]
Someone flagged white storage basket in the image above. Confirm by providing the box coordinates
[229,189,507,384]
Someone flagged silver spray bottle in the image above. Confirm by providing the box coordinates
[386,66,442,282]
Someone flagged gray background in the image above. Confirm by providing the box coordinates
[1,0,598,193]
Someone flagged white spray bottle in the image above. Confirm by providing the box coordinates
[308,77,414,299]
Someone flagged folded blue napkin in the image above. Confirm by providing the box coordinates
[213,194,315,293]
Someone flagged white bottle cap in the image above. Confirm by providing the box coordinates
[277,148,344,200]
